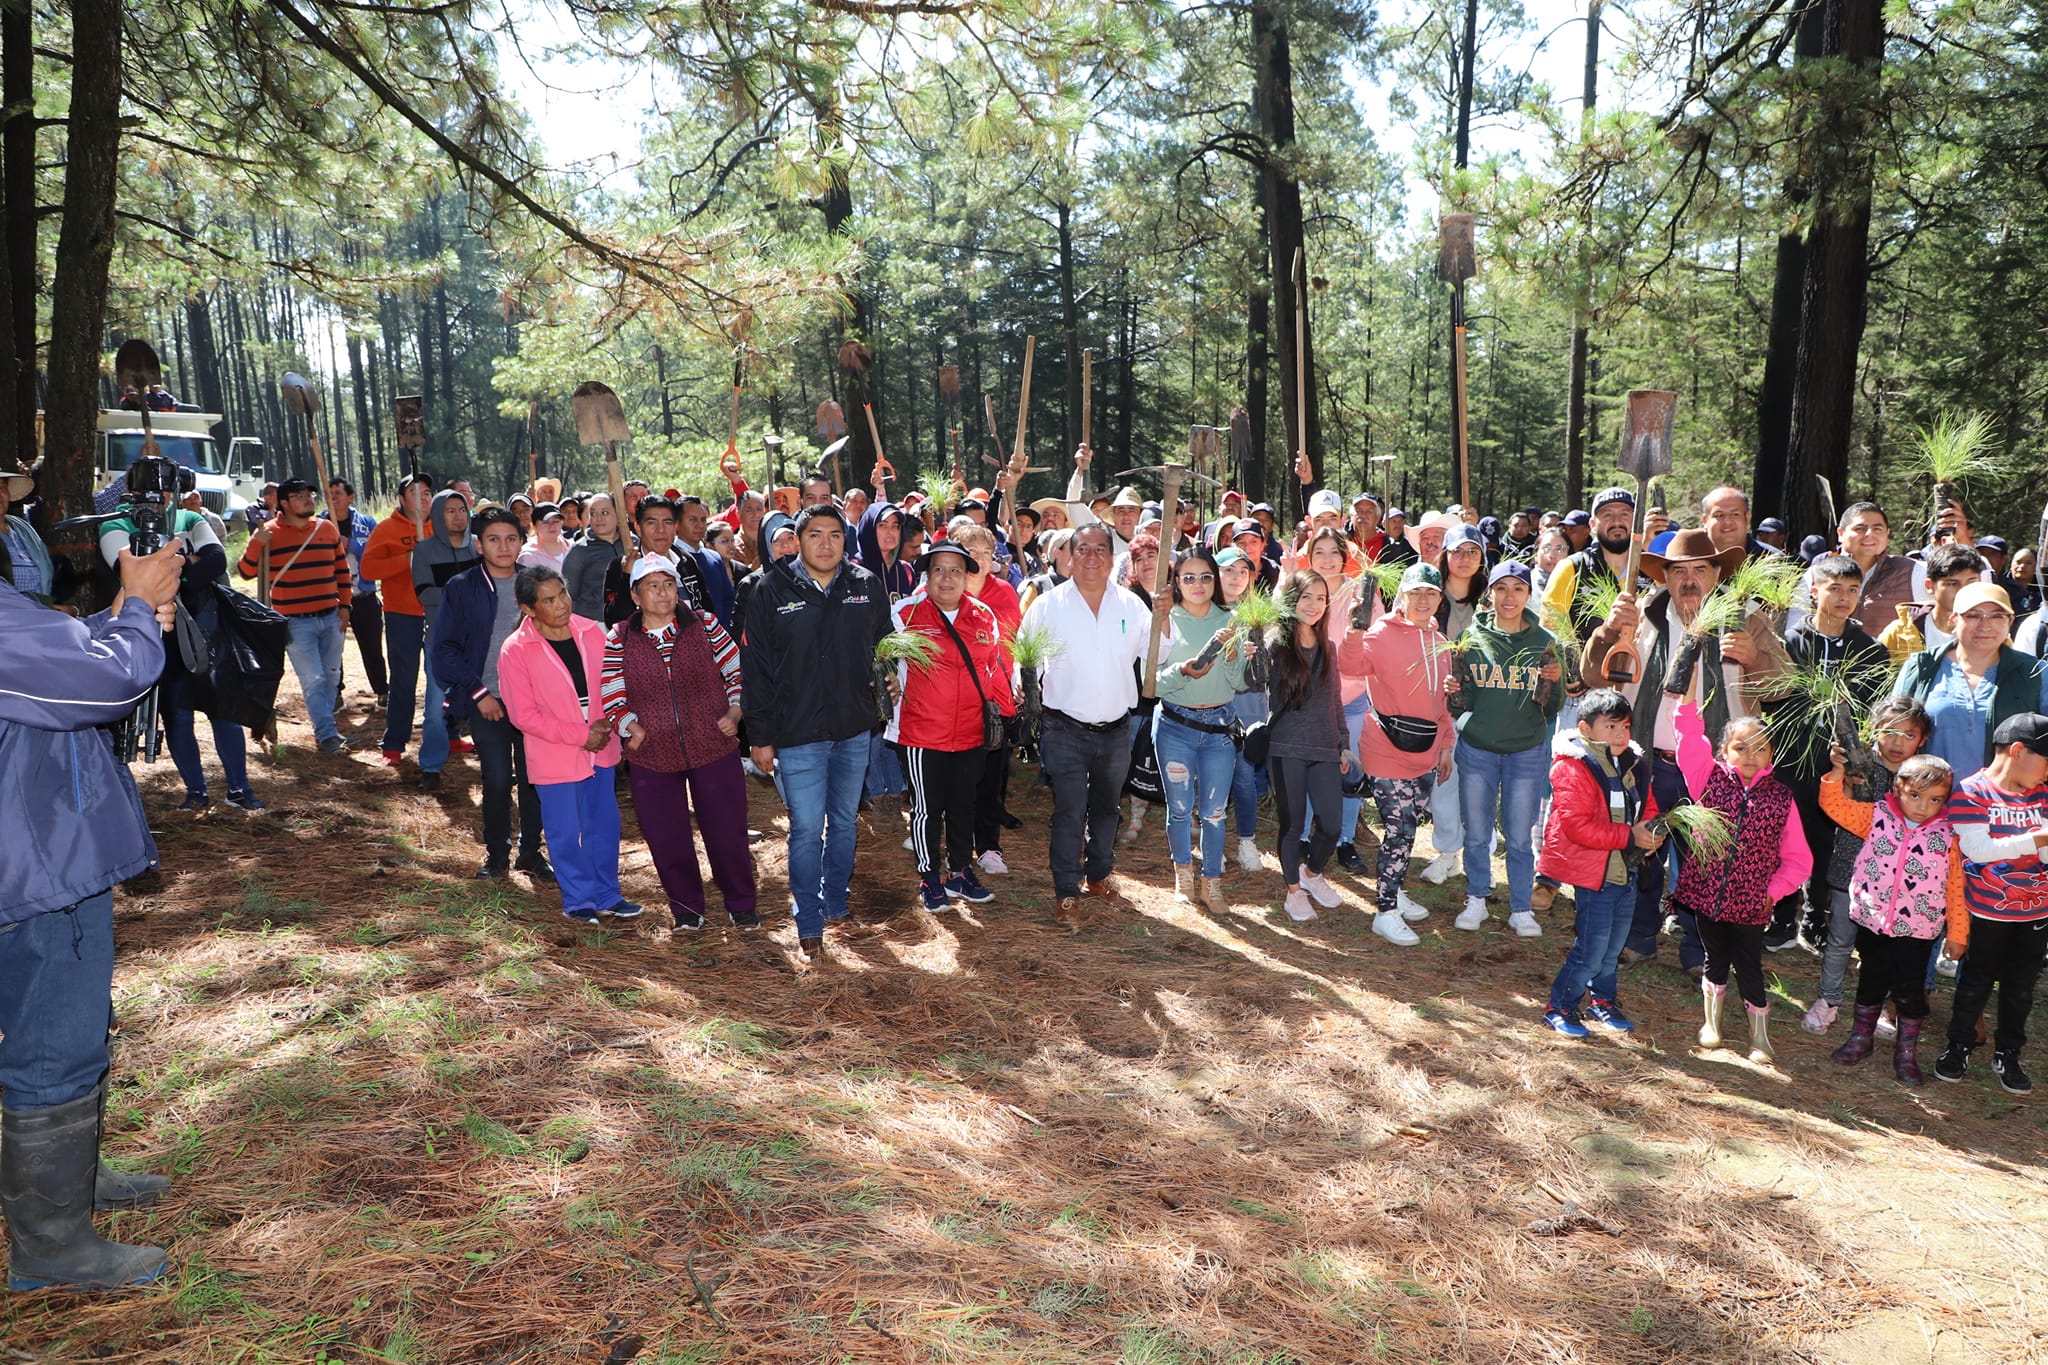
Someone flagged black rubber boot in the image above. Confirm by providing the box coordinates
[3,1087,168,1291]
[92,1079,169,1212]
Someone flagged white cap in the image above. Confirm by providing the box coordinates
[1307,489,1343,517]
[629,553,678,587]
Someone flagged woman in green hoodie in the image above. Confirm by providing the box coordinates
[1448,560,1563,936]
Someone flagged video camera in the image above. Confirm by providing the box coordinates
[121,455,196,558]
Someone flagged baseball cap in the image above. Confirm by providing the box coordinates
[1308,489,1344,517]
[1561,509,1592,527]
[1398,563,1444,594]
[1758,517,1788,535]
[1215,546,1249,569]
[1992,712,2048,756]
[629,554,679,587]
[1592,487,1634,512]
[276,478,314,498]
[1487,560,1533,588]
[1442,523,1487,553]
[1384,507,1408,522]
[1953,583,2014,619]
[1232,518,1266,540]
[1977,534,2010,555]
[534,501,563,523]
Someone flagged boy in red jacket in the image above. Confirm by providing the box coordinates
[1541,689,1666,1037]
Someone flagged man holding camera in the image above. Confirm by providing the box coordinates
[237,478,353,754]
[0,540,183,1291]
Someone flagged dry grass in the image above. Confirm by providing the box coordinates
[4,655,2047,1364]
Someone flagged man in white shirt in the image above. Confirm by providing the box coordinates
[1020,523,1172,928]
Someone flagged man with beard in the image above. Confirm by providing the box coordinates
[1542,487,1643,648]
[1581,529,1794,972]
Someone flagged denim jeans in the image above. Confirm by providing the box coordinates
[1458,738,1547,912]
[1039,712,1132,898]
[534,771,624,914]
[1224,691,1269,838]
[163,675,250,800]
[1153,709,1237,878]
[1428,734,1463,856]
[0,891,116,1109]
[1547,880,1636,1013]
[1626,753,1703,968]
[285,610,344,743]
[1816,888,1857,1007]
[381,613,449,770]
[772,735,868,937]
[1304,693,1368,844]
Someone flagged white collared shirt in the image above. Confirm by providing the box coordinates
[1022,578,1171,724]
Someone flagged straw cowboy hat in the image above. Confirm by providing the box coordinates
[1639,528,1746,585]
[1403,509,1460,555]
[0,466,32,503]
[1110,486,1145,509]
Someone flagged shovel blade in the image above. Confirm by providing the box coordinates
[280,372,319,417]
[1617,389,1678,480]
[114,339,162,392]
[572,381,631,446]
[393,394,426,449]
[1436,214,1476,284]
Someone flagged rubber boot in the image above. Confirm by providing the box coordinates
[1746,1002,1776,1064]
[93,1081,169,1212]
[1172,863,1195,904]
[1893,1017,1925,1088]
[3,1087,168,1291]
[1698,980,1727,1049]
[1830,1004,1882,1066]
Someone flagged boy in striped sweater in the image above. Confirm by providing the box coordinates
[237,478,352,753]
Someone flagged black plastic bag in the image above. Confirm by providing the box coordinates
[208,582,290,737]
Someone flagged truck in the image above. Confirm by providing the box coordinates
[96,409,264,519]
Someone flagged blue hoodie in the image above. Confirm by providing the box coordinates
[855,501,915,600]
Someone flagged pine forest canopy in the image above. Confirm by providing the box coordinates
[8,0,2048,546]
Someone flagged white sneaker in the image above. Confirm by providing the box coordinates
[1301,873,1342,909]
[1420,850,1461,885]
[902,834,914,850]
[1508,911,1543,938]
[1397,890,1431,923]
[1455,896,1488,931]
[1236,837,1261,873]
[978,849,1008,874]
[1283,888,1318,923]
[1373,910,1420,945]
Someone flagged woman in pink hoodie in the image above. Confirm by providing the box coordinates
[497,566,636,925]
[1340,562,1455,946]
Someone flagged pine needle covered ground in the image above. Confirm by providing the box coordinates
[4,655,2045,1364]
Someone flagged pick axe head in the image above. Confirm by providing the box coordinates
[280,372,320,417]
[394,395,426,449]
[114,339,163,393]
[572,381,631,446]
[1437,214,1476,285]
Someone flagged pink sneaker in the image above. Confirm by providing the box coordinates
[1801,999,1838,1034]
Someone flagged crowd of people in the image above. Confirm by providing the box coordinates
[4,441,2048,1291]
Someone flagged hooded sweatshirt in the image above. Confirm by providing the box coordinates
[1338,605,1454,780]
[1449,609,1562,755]
[855,501,916,600]
[411,490,478,628]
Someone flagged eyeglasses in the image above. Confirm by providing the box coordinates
[1179,573,1214,585]
[1960,610,2012,625]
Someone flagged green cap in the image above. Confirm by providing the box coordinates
[1398,562,1443,594]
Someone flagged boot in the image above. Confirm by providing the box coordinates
[3,1087,168,1291]
[1893,1017,1925,1088]
[797,936,825,967]
[1172,863,1195,904]
[1698,980,1727,1049]
[1201,876,1227,917]
[1746,1003,1776,1064]
[93,1080,169,1212]
[1829,1004,1881,1066]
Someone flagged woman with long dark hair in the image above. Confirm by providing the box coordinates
[1262,570,1354,923]
[1153,547,1246,913]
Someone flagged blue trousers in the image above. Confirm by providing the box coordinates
[1548,880,1636,1013]
[381,612,449,770]
[1224,691,1269,838]
[1458,738,1547,912]
[772,736,868,937]
[1153,709,1237,878]
[163,676,250,800]
[0,891,115,1109]
[284,610,344,743]
[1626,753,1704,969]
[534,771,624,913]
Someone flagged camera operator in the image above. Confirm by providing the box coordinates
[98,459,264,811]
[0,539,182,1291]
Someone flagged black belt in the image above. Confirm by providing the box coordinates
[1046,708,1128,735]
[1160,704,1235,736]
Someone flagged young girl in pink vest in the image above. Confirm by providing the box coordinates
[1818,750,1958,1086]
[1672,700,1813,1063]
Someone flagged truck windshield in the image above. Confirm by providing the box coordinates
[105,431,225,476]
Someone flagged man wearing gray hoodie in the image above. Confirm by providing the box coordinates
[408,490,479,790]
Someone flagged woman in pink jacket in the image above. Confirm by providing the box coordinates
[498,565,638,925]
[1340,562,1454,946]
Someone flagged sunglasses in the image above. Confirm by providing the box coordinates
[1179,573,1215,585]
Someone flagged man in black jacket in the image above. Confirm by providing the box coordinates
[741,505,892,961]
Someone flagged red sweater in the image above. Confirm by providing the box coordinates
[1539,745,1662,890]
[886,590,1016,751]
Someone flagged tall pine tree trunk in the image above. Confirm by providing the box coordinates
[1253,0,1319,516]
[40,0,122,523]
[1245,201,1272,504]
[0,0,32,474]
[1562,0,1602,511]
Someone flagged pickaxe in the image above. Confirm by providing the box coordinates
[1118,423,1223,698]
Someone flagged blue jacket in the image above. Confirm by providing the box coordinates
[430,563,512,724]
[0,583,162,925]
[687,543,735,626]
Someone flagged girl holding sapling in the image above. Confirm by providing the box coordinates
[1153,548,1249,915]
[1670,699,1812,1063]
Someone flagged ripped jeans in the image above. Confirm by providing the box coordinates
[1153,708,1238,879]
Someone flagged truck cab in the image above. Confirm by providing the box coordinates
[96,410,247,518]
[228,437,267,511]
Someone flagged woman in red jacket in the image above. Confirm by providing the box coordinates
[887,541,1017,912]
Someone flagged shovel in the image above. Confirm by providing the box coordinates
[279,372,333,509]
[114,340,164,461]
[721,355,744,484]
[1602,389,1677,687]
[573,381,637,556]
[393,394,428,546]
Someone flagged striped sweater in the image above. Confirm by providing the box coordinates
[237,518,351,616]
[599,609,742,727]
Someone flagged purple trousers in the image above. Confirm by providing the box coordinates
[628,751,758,921]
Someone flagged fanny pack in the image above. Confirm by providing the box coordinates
[1376,712,1439,754]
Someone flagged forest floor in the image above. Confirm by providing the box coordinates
[2,644,2045,1365]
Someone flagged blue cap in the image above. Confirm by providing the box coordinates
[1442,523,1487,553]
[1758,517,1788,535]
[1561,509,1591,527]
[1978,534,2010,554]
[1487,559,1533,588]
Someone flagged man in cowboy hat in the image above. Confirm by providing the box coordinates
[1064,444,1147,555]
[1581,527,1793,971]
[0,464,57,606]
[1405,509,1460,571]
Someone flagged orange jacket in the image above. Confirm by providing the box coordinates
[360,510,425,617]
